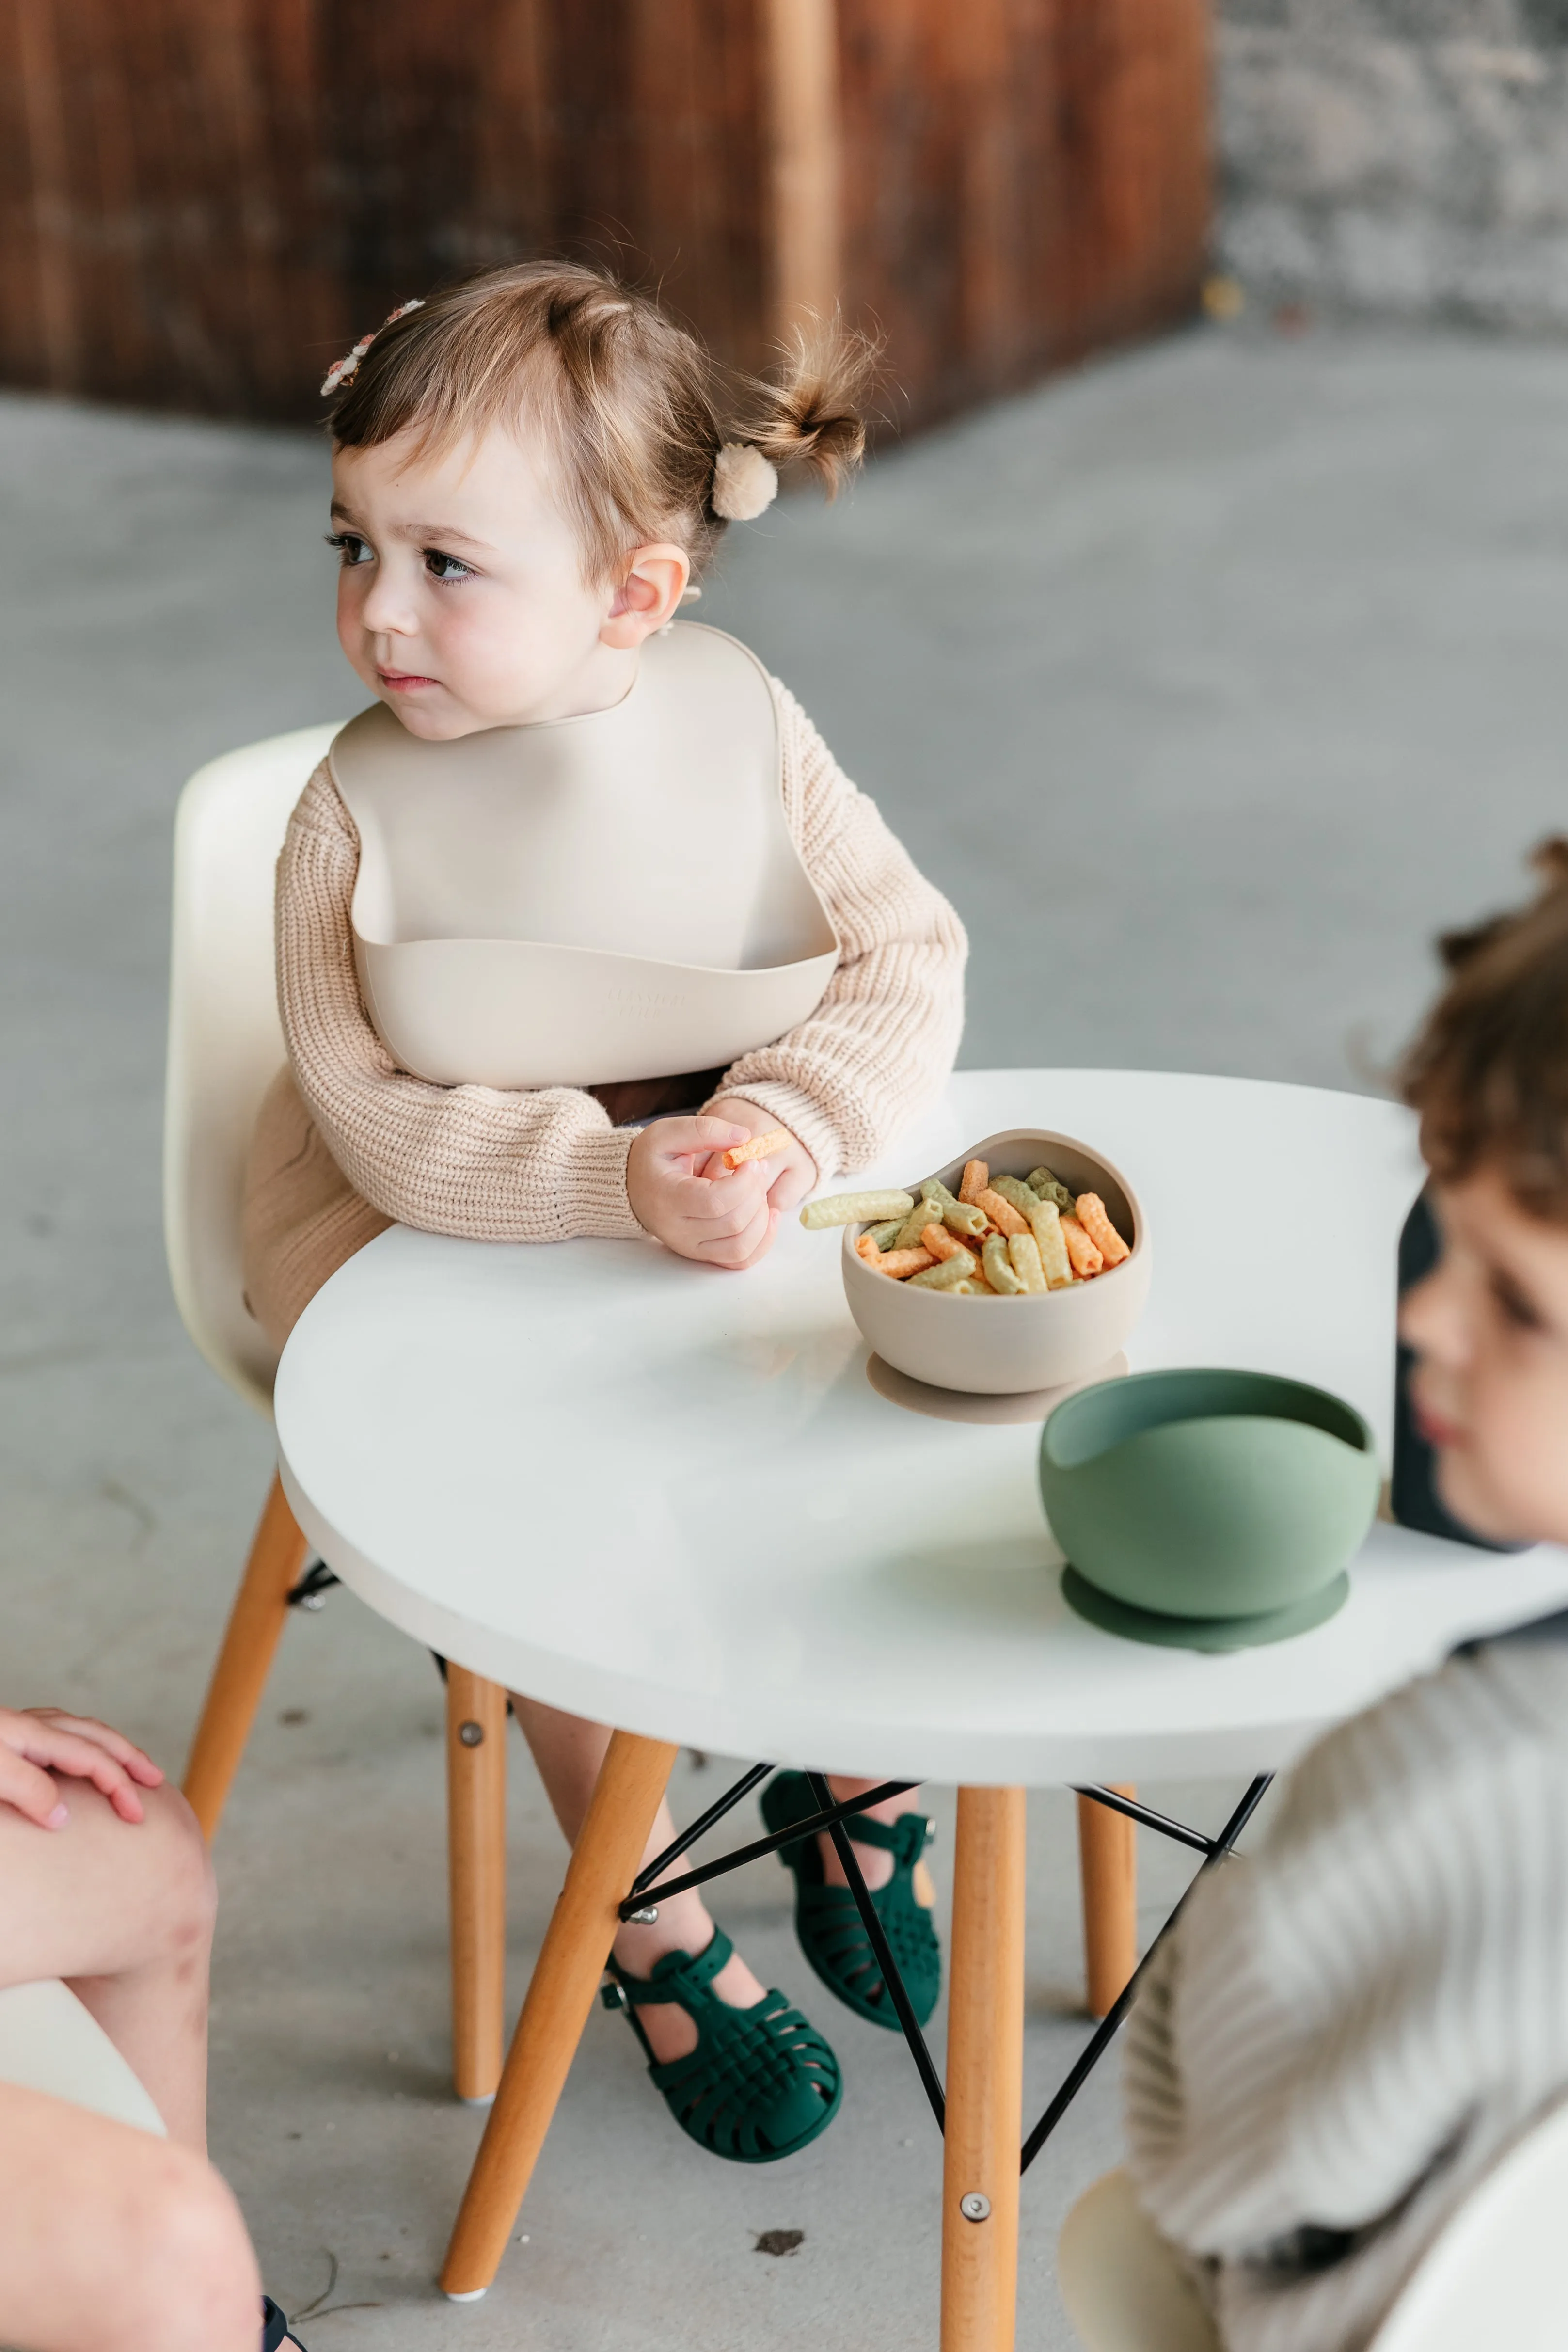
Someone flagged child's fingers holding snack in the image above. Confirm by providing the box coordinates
[704,1096,818,1213]
[627,1117,778,1268]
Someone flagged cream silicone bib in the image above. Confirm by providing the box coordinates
[330,623,839,1091]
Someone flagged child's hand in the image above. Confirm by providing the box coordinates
[702,1096,817,1216]
[0,1706,164,1829]
[627,1116,781,1270]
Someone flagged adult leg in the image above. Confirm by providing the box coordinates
[0,2082,260,2352]
[0,1778,216,2150]
[510,1696,766,2060]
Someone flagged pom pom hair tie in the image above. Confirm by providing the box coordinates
[711,443,778,523]
[321,300,425,398]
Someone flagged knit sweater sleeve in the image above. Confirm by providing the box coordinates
[275,761,643,1240]
[711,684,967,1180]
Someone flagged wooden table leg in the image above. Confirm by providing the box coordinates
[182,1472,308,1840]
[941,1786,1027,2352]
[1077,1785,1137,2019]
[439,1729,679,2301]
[446,1668,508,2105]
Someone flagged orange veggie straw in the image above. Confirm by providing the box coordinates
[958,1159,989,1206]
[920,1222,979,1267]
[1074,1192,1129,1267]
[976,1187,1028,1237]
[855,1233,883,1267]
[721,1128,792,1171]
[871,1246,936,1279]
[1060,1214,1104,1279]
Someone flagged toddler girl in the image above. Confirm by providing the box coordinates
[242,260,966,2163]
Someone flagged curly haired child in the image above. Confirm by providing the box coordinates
[1111,842,1568,2350]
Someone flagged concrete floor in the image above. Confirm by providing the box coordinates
[4,319,1568,2347]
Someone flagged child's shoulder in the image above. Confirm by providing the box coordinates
[1267,1622,1568,1858]
[647,618,779,708]
[1469,1607,1568,1742]
[651,622,818,743]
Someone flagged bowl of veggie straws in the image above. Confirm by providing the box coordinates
[801,1129,1150,1396]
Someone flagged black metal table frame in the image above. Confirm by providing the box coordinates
[616,1762,1274,2173]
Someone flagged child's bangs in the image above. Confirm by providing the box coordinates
[331,312,554,464]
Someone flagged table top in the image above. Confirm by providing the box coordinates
[275,1069,1568,1785]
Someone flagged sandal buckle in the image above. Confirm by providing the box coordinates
[600,1979,629,2012]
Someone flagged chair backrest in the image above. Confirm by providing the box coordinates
[163,724,343,1416]
[1061,2105,1568,2352]
[0,1980,166,2136]
[1369,2096,1568,2352]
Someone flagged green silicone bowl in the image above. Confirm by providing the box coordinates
[1039,1368,1380,1645]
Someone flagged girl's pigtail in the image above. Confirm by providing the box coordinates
[737,318,880,500]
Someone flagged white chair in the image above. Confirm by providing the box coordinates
[0,1978,167,2136]
[165,727,509,2104]
[1060,2101,1568,2352]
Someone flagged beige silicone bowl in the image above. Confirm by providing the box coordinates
[841,1128,1150,1396]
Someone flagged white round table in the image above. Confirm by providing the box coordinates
[273,1069,1568,2346]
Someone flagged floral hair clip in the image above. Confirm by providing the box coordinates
[711,443,778,522]
[321,300,425,399]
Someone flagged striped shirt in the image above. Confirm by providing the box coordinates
[1124,1612,1568,2352]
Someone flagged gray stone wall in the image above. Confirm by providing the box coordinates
[1217,1,1568,328]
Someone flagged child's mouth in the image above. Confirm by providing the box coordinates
[378,668,440,692]
[1414,1399,1466,1450]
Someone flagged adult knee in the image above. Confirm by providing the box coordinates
[114,2142,261,2352]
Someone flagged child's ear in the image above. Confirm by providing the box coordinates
[602,544,691,648]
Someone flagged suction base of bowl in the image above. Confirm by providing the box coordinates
[1061,1566,1350,1653]
[867,1351,1128,1426]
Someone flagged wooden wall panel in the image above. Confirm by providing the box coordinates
[837,0,1209,430]
[0,0,1207,429]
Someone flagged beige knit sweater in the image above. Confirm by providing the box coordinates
[242,678,966,1343]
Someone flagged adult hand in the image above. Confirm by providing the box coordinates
[0,1707,164,1829]
[627,1115,781,1270]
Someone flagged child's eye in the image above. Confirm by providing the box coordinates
[1492,1267,1545,1333]
[325,531,373,568]
[424,548,475,585]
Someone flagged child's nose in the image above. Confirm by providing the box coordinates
[1399,1263,1464,1366]
[359,574,417,636]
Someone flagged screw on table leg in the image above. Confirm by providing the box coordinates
[447,1669,507,2104]
[628,1761,775,1897]
[941,1787,1026,2352]
[285,1559,341,1610]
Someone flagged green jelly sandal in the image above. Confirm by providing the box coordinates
[601,1926,841,2163]
[760,1771,942,2031]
